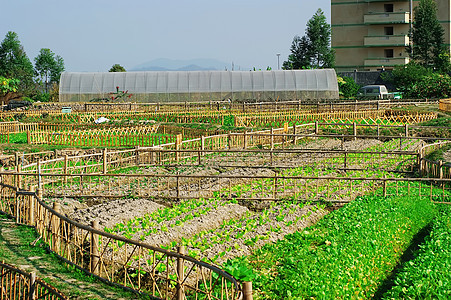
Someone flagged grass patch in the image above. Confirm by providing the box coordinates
[0,214,147,300]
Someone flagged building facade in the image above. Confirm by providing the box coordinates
[332,0,451,71]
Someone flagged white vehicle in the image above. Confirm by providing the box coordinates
[357,85,390,99]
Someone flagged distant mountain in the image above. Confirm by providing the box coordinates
[131,58,230,71]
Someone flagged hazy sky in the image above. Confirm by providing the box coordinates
[1,0,330,72]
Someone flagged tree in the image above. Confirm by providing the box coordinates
[408,0,445,68]
[283,35,310,70]
[109,64,126,72]
[0,31,34,91]
[282,9,334,70]
[305,9,335,68]
[34,48,65,93]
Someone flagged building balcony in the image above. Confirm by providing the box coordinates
[364,57,410,67]
[364,35,409,47]
[364,12,410,24]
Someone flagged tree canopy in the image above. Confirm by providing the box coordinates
[109,64,126,72]
[283,9,334,70]
[408,0,445,69]
[34,48,65,92]
[0,31,34,90]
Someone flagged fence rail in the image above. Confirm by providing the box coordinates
[0,261,68,300]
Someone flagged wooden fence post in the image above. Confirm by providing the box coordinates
[103,148,107,174]
[405,124,409,137]
[52,203,61,254]
[315,121,319,135]
[292,124,297,144]
[353,122,357,141]
[29,272,36,300]
[135,146,140,166]
[243,281,253,300]
[439,160,443,179]
[16,164,22,191]
[201,136,205,156]
[270,128,274,150]
[176,134,182,162]
[64,155,68,184]
[228,131,231,150]
[91,220,100,276]
[27,130,31,144]
[176,246,185,300]
[29,187,35,226]
[37,159,42,190]
[383,176,387,197]
[243,131,247,149]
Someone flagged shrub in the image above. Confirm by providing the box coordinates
[337,76,360,98]
[384,62,451,98]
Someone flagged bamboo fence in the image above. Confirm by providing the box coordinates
[0,121,38,133]
[0,180,244,300]
[418,141,451,179]
[0,107,437,127]
[0,261,67,299]
[28,126,171,148]
[439,98,451,112]
[10,121,451,176]
[24,98,436,113]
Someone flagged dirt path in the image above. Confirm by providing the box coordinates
[0,216,144,300]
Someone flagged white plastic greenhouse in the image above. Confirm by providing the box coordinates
[59,69,339,102]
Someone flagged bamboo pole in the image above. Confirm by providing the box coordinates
[91,220,100,275]
[176,246,185,300]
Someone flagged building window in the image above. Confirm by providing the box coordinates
[384,27,394,36]
[385,49,394,58]
[384,4,394,12]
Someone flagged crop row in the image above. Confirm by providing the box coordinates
[383,205,451,299]
[244,183,446,299]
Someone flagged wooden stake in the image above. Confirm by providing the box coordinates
[91,220,100,275]
[176,246,185,300]
[243,281,253,300]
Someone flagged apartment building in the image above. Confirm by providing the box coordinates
[332,0,451,71]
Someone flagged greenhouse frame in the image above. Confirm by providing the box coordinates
[59,69,339,102]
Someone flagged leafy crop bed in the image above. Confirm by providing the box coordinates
[382,205,451,299]
[245,186,441,299]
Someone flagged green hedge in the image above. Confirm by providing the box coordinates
[383,205,451,299]
[248,193,436,299]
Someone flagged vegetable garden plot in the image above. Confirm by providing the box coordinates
[28,139,432,270]
[0,182,244,300]
[40,138,422,200]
